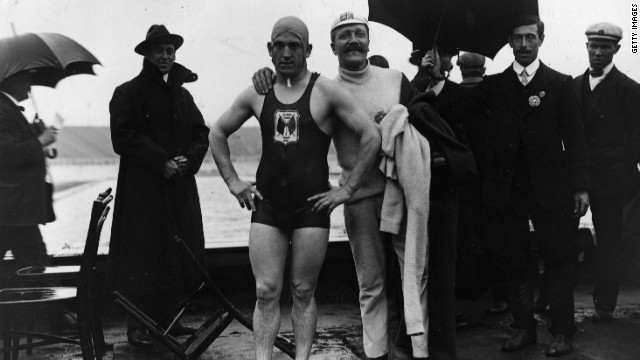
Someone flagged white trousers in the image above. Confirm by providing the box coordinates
[345,195,424,358]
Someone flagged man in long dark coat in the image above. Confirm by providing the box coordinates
[425,15,590,357]
[108,24,210,347]
[573,22,640,323]
[0,71,56,286]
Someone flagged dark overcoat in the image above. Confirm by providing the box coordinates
[108,59,210,297]
[460,63,590,209]
[0,93,52,226]
[573,66,640,192]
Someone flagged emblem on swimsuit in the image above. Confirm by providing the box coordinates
[273,110,300,145]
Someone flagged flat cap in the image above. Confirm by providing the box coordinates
[457,52,485,68]
[585,22,623,42]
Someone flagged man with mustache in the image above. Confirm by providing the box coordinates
[572,22,640,323]
[425,15,590,357]
[253,12,476,360]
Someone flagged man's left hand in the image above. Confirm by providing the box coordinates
[308,187,352,215]
[573,190,590,217]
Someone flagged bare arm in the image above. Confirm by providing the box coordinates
[308,80,382,213]
[209,87,263,211]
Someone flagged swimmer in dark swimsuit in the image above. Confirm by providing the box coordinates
[209,16,380,360]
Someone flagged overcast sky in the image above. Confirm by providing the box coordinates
[0,0,637,127]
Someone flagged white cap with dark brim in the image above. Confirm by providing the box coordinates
[330,12,369,33]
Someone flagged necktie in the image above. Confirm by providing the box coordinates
[590,69,604,77]
[520,69,529,86]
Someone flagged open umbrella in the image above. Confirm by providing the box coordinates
[368,0,538,59]
[0,32,100,87]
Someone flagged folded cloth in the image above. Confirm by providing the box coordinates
[378,104,431,336]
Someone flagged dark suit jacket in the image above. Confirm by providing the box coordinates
[573,66,640,192]
[0,93,51,225]
[444,62,590,209]
[437,80,473,147]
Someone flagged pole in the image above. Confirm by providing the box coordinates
[431,0,450,51]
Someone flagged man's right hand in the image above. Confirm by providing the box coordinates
[229,179,263,211]
[38,127,57,147]
[162,159,182,178]
[422,49,442,79]
[252,67,275,95]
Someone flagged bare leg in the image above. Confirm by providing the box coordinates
[249,224,289,360]
[289,227,329,359]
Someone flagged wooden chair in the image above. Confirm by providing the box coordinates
[113,235,296,359]
[0,189,113,360]
[14,190,114,284]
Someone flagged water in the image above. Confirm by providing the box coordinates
[40,164,594,258]
[42,164,347,257]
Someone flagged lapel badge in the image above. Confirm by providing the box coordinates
[528,95,541,107]
[539,91,545,98]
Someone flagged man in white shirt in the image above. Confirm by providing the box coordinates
[572,22,640,324]
[424,15,590,357]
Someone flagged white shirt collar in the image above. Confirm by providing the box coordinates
[512,59,540,76]
[162,73,169,83]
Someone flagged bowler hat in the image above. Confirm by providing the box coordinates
[135,24,184,55]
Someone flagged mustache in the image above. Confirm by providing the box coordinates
[343,44,366,53]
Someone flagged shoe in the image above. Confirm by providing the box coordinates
[127,327,154,348]
[501,329,537,352]
[485,301,510,315]
[592,309,613,323]
[167,321,198,336]
[545,334,572,357]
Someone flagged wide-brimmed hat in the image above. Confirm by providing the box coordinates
[134,24,184,55]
